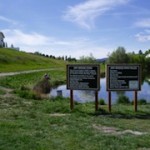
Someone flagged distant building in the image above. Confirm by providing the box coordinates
[0,32,5,47]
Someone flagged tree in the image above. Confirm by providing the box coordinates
[145,49,150,56]
[107,46,130,64]
[145,56,150,74]
[138,50,143,55]
[78,53,97,63]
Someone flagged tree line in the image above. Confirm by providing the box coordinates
[107,46,150,75]
[34,51,77,62]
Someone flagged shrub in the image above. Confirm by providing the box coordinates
[131,99,147,105]
[99,99,105,105]
[117,95,130,104]
[138,99,147,105]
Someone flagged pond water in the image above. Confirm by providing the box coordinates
[50,78,150,104]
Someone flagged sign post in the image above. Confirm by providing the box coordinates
[134,91,138,112]
[108,91,111,112]
[95,91,99,111]
[67,64,100,111]
[106,64,141,112]
[70,90,74,110]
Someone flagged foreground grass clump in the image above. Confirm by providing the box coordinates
[0,88,6,95]
[14,86,41,100]
[0,95,150,150]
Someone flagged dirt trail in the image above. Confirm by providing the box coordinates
[0,68,61,77]
[93,124,147,136]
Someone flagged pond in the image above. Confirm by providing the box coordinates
[50,78,150,104]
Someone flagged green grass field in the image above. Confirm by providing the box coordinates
[0,48,150,150]
[0,71,150,150]
[0,94,150,150]
[0,48,66,72]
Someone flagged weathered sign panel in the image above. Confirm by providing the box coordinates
[67,64,100,90]
[107,64,141,91]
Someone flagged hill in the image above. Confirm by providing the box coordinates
[0,48,66,72]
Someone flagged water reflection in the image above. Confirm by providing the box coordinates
[50,78,150,104]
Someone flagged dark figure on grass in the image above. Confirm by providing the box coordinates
[33,74,51,95]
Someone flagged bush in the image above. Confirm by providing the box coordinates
[138,99,147,105]
[131,99,147,105]
[117,95,130,104]
[99,99,105,105]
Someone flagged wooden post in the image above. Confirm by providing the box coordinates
[134,91,138,112]
[70,90,74,110]
[95,91,98,111]
[108,91,111,112]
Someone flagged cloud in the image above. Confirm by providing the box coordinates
[2,29,110,58]
[3,29,70,46]
[0,16,17,25]
[135,30,150,42]
[63,0,129,29]
[134,18,150,42]
[135,18,150,28]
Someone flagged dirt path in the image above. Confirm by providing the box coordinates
[93,124,147,136]
[0,68,62,77]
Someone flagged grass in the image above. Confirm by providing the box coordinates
[0,49,150,149]
[0,95,150,150]
[0,73,150,149]
[0,48,66,72]
[0,69,66,89]
[0,88,6,95]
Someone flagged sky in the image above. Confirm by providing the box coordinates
[0,0,150,59]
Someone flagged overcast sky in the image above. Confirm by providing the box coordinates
[0,0,150,59]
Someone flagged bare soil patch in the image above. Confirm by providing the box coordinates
[93,124,147,136]
[49,113,70,117]
[0,86,14,98]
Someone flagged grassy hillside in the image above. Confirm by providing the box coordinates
[0,48,66,72]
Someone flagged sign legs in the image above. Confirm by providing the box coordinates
[108,91,111,112]
[70,90,74,110]
[134,91,138,112]
[95,91,98,111]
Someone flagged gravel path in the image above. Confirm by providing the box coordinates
[0,68,61,77]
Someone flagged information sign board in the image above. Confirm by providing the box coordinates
[67,64,100,90]
[107,64,141,91]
